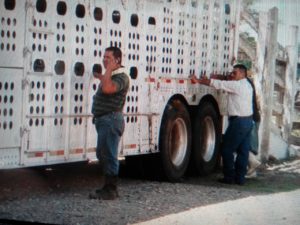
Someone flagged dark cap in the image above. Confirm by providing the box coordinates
[233,64,248,76]
[233,63,247,71]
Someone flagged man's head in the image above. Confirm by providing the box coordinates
[230,64,247,80]
[103,47,122,70]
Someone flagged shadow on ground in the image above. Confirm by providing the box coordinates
[120,156,300,194]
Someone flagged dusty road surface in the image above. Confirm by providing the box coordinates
[0,158,299,225]
[135,189,300,225]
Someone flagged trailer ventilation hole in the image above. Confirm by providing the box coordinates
[130,67,138,79]
[94,7,103,21]
[76,4,85,18]
[112,10,120,24]
[4,0,15,10]
[131,14,138,27]
[74,62,84,76]
[92,64,102,76]
[33,59,45,72]
[148,17,156,25]
[36,0,47,13]
[191,1,197,8]
[225,4,230,15]
[55,60,65,75]
[57,1,67,15]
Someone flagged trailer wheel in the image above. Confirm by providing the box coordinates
[192,101,221,175]
[159,100,191,182]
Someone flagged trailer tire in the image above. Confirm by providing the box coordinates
[192,101,221,175]
[159,100,191,182]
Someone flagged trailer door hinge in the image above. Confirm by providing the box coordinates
[23,47,31,57]
[20,127,29,138]
[25,0,34,12]
[22,78,30,89]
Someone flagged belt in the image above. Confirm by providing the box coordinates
[92,111,123,124]
[229,115,252,120]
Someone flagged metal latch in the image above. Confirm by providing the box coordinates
[23,47,31,58]
[20,126,29,138]
[22,78,30,90]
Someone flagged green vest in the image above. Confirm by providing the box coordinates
[92,70,129,117]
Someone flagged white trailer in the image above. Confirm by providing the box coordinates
[0,0,240,181]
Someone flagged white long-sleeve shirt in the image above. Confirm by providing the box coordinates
[210,78,253,117]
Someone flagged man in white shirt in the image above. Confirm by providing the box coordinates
[191,64,253,185]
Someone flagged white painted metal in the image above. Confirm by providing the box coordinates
[0,0,239,169]
[0,68,23,167]
[0,0,25,68]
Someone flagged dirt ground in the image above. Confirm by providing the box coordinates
[0,157,299,225]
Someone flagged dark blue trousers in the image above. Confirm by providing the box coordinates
[94,112,124,177]
[221,116,253,184]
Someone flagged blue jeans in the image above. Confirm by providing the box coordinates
[250,121,260,155]
[94,112,124,176]
[221,116,253,184]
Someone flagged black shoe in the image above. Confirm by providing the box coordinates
[235,180,245,186]
[217,178,235,185]
[89,184,119,200]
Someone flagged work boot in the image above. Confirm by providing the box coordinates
[89,176,119,200]
[246,152,261,177]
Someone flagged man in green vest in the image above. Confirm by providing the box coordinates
[89,47,130,200]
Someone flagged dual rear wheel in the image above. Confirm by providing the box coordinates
[159,100,221,181]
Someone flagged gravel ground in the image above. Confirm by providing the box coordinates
[0,158,299,225]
